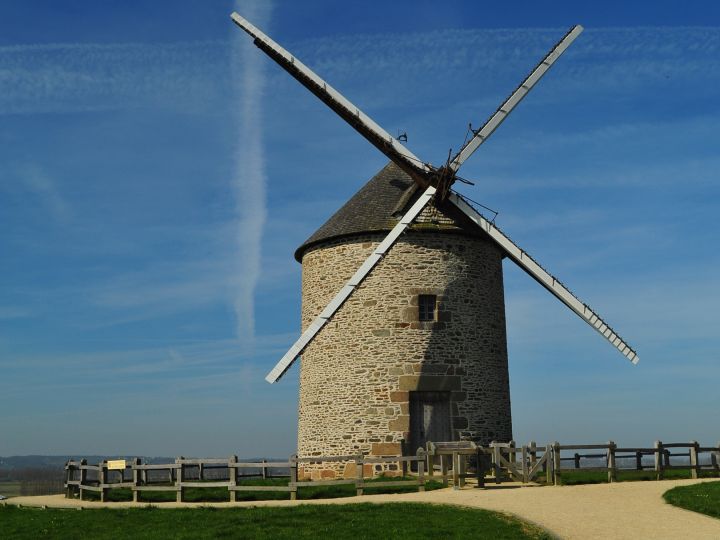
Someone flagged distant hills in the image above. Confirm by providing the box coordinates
[0,456,174,470]
[0,455,281,470]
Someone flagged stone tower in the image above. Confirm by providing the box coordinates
[295,162,512,467]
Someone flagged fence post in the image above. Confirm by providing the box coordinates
[176,457,184,503]
[440,454,449,487]
[132,458,141,503]
[689,441,699,479]
[64,461,71,499]
[574,453,580,469]
[522,445,528,483]
[552,442,561,485]
[426,443,434,478]
[98,461,107,503]
[713,442,720,476]
[493,443,501,484]
[654,441,664,480]
[545,445,553,485]
[417,449,426,492]
[509,440,516,464]
[355,454,364,497]
[79,458,87,501]
[636,451,642,471]
[228,455,237,502]
[452,451,460,489]
[289,454,298,501]
[458,452,467,488]
[262,459,268,480]
[607,441,617,483]
[529,441,537,467]
[476,448,486,488]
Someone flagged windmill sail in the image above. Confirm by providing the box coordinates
[448,25,584,171]
[448,192,638,364]
[265,186,438,383]
[231,13,432,187]
[231,14,638,383]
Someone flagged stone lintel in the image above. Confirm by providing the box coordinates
[398,375,461,392]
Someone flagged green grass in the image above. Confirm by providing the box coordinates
[0,481,22,498]
[0,503,550,539]
[663,481,720,519]
[552,468,719,486]
[78,476,445,503]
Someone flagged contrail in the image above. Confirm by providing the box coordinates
[231,0,272,345]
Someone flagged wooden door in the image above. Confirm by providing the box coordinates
[409,391,452,455]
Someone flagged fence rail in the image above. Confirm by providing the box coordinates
[65,450,427,502]
[65,439,720,501]
[424,439,719,487]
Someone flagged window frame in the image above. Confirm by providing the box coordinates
[418,294,438,322]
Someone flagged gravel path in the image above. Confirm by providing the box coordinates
[4,478,720,539]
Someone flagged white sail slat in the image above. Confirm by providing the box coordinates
[449,25,583,172]
[231,12,431,182]
[447,192,638,364]
[265,187,437,383]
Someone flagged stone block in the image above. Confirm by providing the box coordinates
[388,416,410,432]
[343,463,357,479]
[371,442,402,455]
[389,391,408,402]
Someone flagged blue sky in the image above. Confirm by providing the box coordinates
[1,0,718,457]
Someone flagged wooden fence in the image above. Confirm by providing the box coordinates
[64,450,427,502]
[422,439,719,487]
[550,440,720,483]
[65,440,720,500]
[481,440,720,485]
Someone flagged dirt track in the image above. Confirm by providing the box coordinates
[4,478,720,539]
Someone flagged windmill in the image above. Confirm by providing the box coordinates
[232,14,638,474]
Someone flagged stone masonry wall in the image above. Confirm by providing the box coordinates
[297,230,512,479]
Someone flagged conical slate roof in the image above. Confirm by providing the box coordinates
[294,161,479,262]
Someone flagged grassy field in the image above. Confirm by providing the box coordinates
[78,477,445,503]
[0,481,22,498]
[0,503,551,539]
[550,468,718,485]
[663,481,720,519]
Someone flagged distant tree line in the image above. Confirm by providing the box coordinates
[0,466,64,496]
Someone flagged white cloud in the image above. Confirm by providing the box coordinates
[0,40,230,115]
[230,0,273,345]
[16,164,72,223]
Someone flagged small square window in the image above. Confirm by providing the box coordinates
[418,294,437,322]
